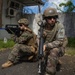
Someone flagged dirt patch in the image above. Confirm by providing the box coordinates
[0,49,75,75]
[56,55,75,75]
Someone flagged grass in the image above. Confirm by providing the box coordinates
[0,37,75,56]
[65,37,75,56]
[65,47,75,56]
[0,39,15,51]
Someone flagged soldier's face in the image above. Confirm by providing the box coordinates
[46,16,56,26]
[19,23,28,31]
[19,24,25,30]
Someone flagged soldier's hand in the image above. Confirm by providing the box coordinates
[43,45,46,51]
[43,31,47,37]
[31,46,35,53]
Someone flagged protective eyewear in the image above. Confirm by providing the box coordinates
[19,24,23,26]
[46,16,57,20]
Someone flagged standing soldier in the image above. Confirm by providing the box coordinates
[42,8,68,75]
[2,18,37,68]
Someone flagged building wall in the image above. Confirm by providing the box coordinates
[0,0,75,39]
[0,0,18,39]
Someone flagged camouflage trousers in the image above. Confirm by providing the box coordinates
[45,47,65,75]
[8,44,35,63]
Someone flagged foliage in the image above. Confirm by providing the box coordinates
[65,37,75,56]
[67,37,75,48]
[59,1,75,12]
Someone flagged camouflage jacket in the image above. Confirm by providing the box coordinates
[43,21,68,48]
[12,29,37,47]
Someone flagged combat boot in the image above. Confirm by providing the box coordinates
[45,72,55,75]
[58,59,62,65]
[56,59,62,71]
[45,73,50,75]
[45,74,50,75]
[2,61,13,68]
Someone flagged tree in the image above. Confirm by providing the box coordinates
[59,0,75,12]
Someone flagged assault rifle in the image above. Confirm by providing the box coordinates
[38,21,47,75]
[5,24,21,37]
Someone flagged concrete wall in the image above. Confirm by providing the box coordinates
[0,0,19,39]
[58,13,75,37]
[0,0,24,39]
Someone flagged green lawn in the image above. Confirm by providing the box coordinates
[0,39,15,50]
[65,47,75,56]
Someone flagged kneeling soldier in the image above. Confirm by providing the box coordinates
[2,18,37,68]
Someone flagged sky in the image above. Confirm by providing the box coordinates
[23,0,75,14]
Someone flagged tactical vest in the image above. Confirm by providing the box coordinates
[27,33,37,47]
[44,22,68,47]
[44,22,58,43]
[22,28,37,49]
[27,32,38,54]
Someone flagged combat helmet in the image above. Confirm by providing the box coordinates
[43,8,58,19]
[18,18,29,26]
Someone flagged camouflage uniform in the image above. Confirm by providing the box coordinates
[42,8,68,75]
[2,18,37,68]
[8,30,37,63]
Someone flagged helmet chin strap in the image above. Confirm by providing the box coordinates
[49,23,55,28]
[45,22,55,30]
